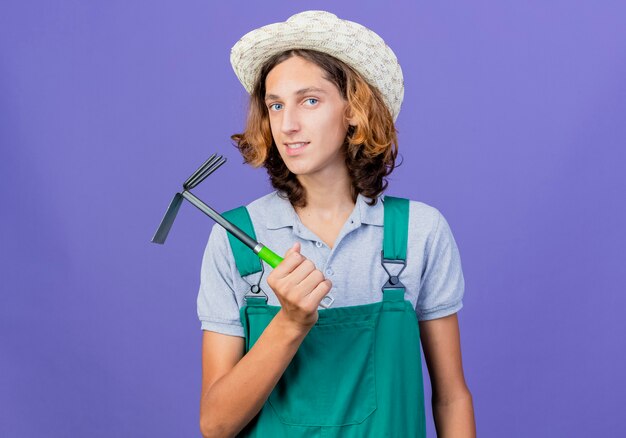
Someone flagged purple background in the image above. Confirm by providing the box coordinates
[1,1,625,436]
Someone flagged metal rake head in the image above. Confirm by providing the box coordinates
[183,153,227,190]
[151,153,227,244]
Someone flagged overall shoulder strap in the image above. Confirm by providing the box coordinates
[222,206,263,277]
[383,195,410,261]
[381,195,410,301]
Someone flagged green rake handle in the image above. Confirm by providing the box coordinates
[257,246,284,268]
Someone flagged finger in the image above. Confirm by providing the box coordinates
[289,259,318,286]
[290,241,301,255]
[274,247,305,277]
[304,279,333,305]
[283,242,300,259]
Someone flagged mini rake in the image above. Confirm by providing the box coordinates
[151,153,284,269]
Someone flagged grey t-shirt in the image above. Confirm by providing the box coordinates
[197,191,465,337]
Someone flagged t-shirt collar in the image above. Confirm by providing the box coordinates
[265,191,384,230]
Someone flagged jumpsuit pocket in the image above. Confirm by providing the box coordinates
[268,318,377,427]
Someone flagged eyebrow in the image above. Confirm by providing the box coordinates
[265,87,327,101]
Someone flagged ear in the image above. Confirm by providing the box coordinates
[345,108,357,127]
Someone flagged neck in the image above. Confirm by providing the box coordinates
[295,168,355,222]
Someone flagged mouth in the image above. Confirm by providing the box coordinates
[285,142,310,156]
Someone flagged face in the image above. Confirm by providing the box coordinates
[264,56,354,181]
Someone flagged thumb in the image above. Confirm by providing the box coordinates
[285,241,300,257]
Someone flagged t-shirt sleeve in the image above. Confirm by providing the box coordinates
[416,209,465,320]
[196,223,245,337]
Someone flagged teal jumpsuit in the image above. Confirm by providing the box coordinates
[222,196,427,437]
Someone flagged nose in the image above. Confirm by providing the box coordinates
[280,105,300,135]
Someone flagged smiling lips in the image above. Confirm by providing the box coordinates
[285,142,309,156]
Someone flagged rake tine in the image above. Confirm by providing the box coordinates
[186,155,226,189]
[183,153,218,189]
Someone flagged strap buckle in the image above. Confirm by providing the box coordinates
[381,249,406,291]
[243,260,268,303]
[320,293,335,309]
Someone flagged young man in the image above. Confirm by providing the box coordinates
[198,10,475,437]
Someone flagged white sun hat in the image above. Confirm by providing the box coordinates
[230,10,404,122]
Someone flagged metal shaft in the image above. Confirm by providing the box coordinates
[181,190,259,252]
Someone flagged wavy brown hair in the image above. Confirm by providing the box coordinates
[231,49,401,208]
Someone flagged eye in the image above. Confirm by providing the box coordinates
[268,103,283,111]
[304,98,318,106]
